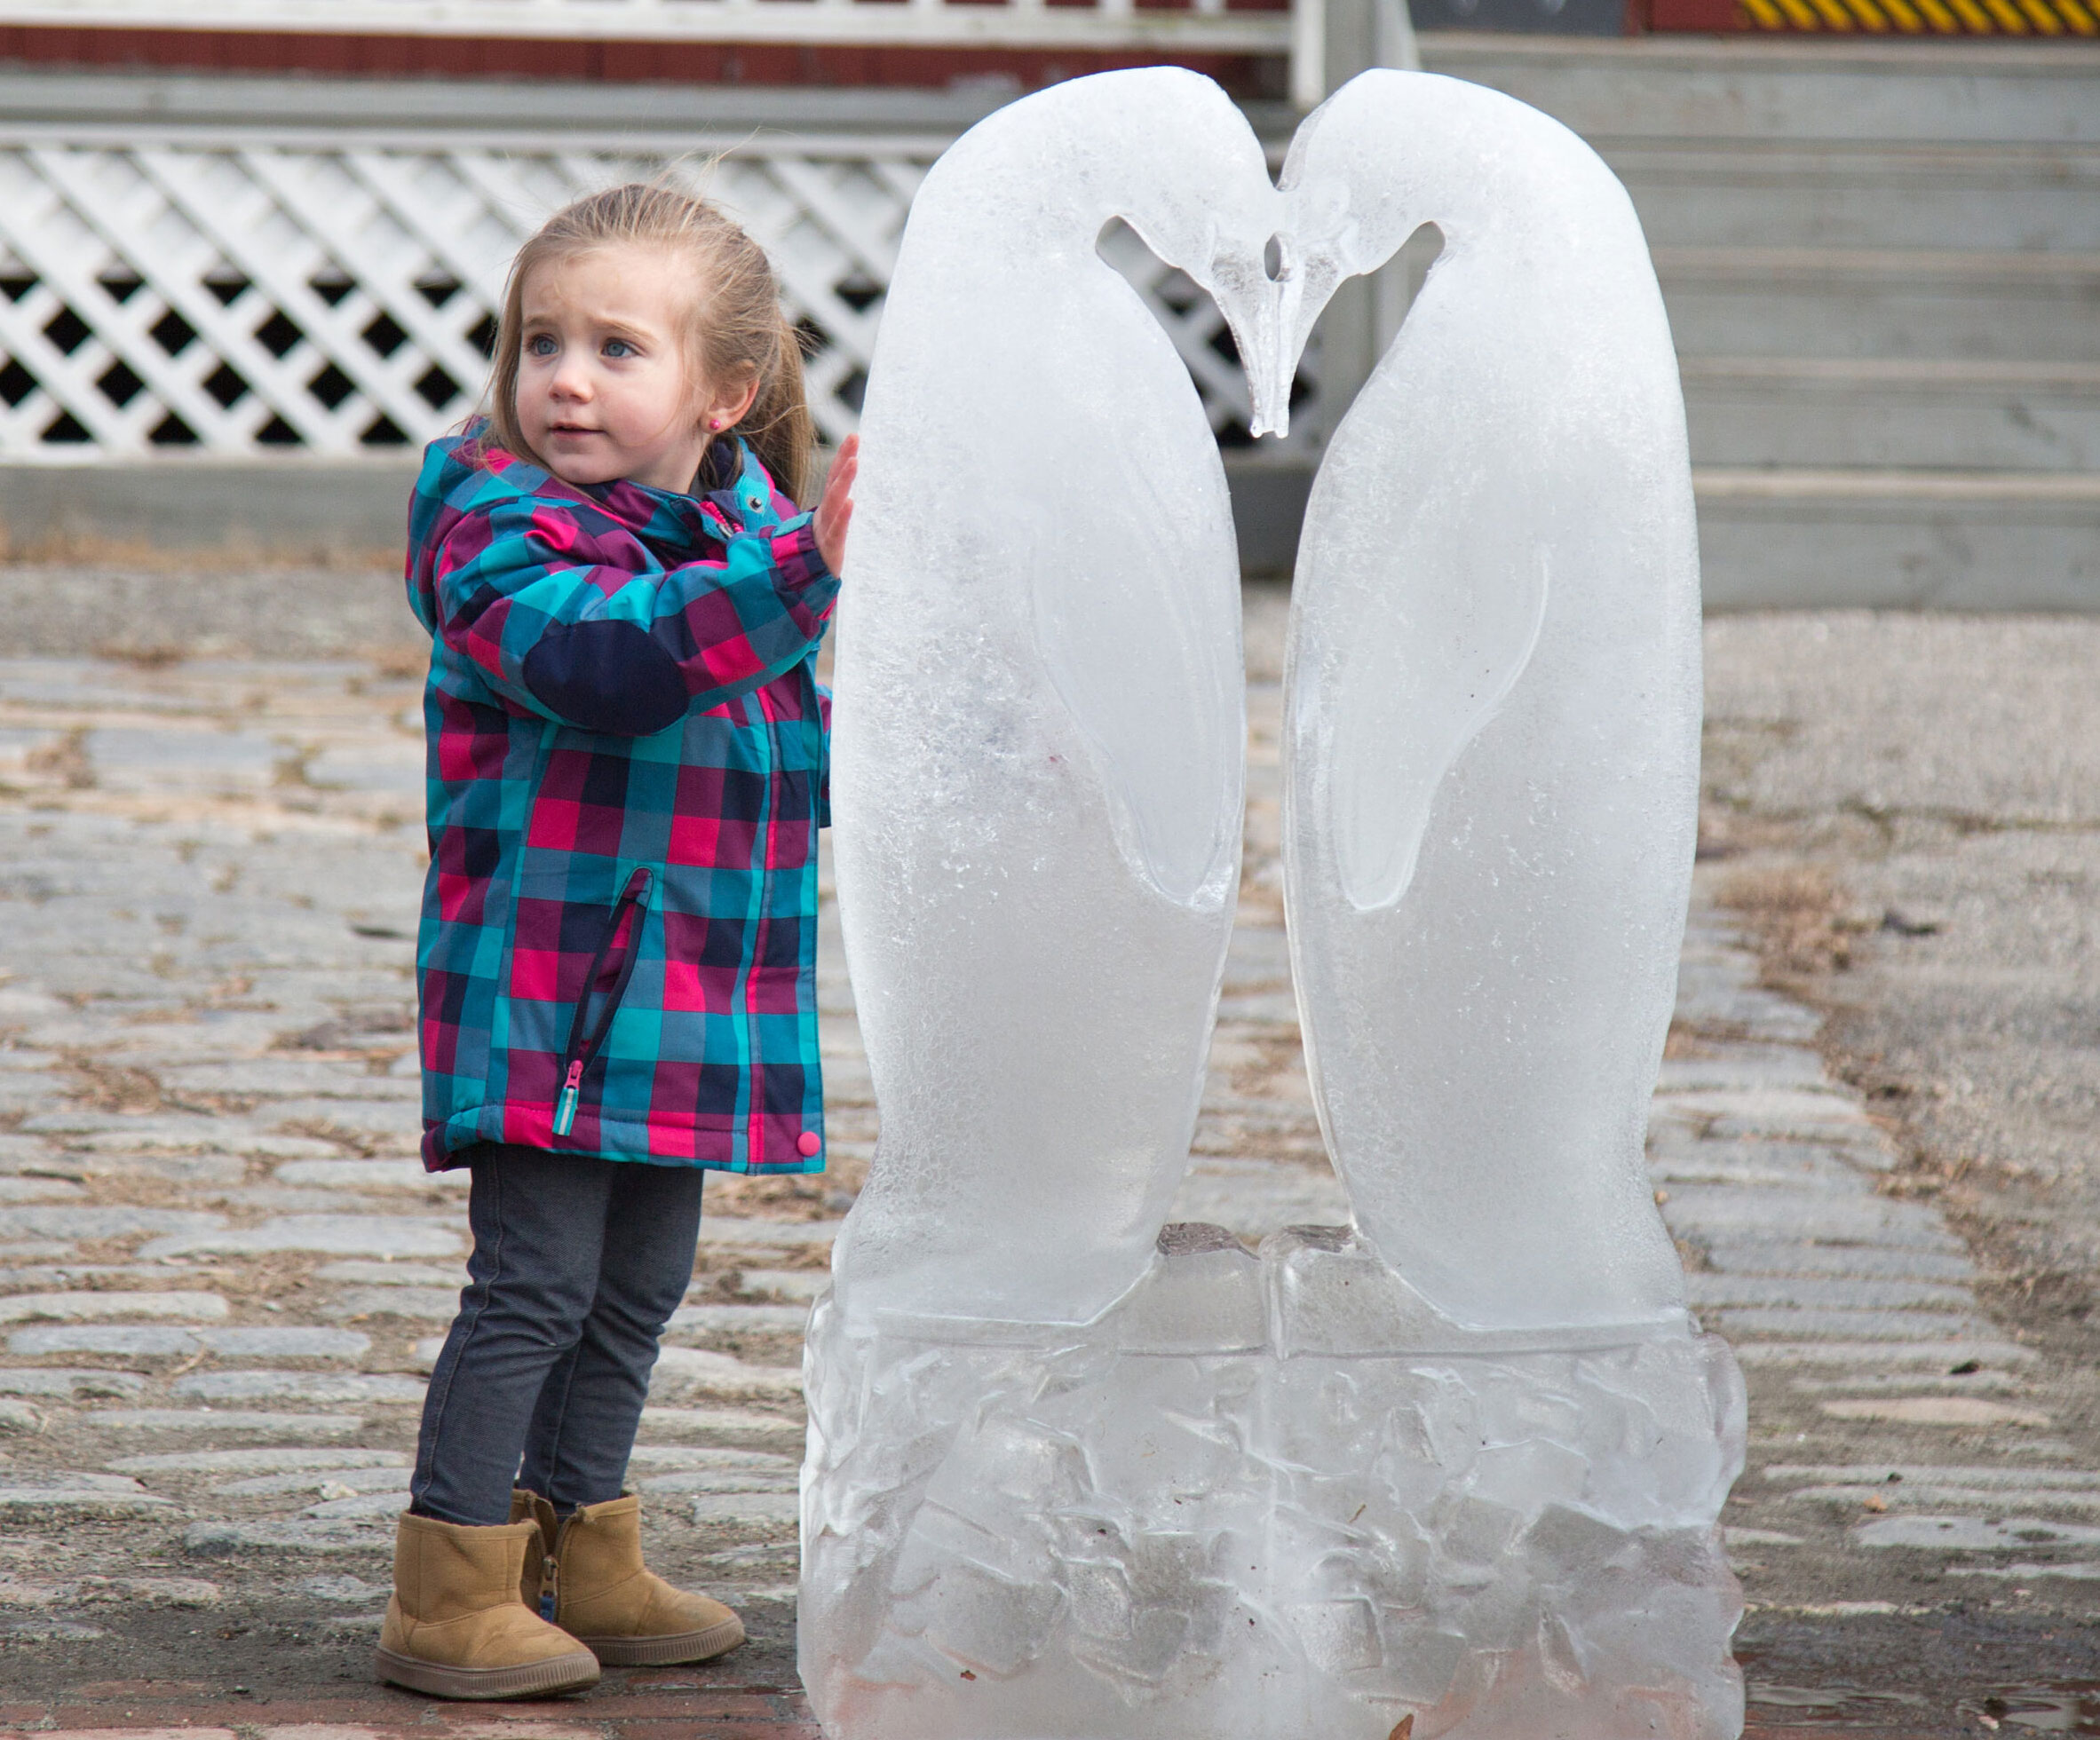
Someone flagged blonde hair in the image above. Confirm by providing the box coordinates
[483,181,813,505]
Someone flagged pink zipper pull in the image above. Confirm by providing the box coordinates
[552,1058,584,1137]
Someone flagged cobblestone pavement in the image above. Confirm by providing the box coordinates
[0,589,2090,1733]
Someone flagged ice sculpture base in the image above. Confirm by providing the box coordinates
[800,1225,1747,1740]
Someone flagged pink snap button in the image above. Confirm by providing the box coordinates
[796,1132,822,1157]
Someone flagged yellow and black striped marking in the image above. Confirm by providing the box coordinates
[1740,0,2096,30]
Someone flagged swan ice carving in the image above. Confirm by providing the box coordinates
[821,69,1267,1332]
[1280,72,1704,1334]
[802,67,1747,1740]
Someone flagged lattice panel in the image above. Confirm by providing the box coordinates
[0,135,1321,466]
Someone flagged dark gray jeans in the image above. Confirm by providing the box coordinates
[410,1143,704,1527]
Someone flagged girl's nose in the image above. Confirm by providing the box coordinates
[548,356,592,400]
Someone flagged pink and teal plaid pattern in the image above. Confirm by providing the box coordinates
[406,427,837,1174]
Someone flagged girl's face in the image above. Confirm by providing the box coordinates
[515,244,757,494]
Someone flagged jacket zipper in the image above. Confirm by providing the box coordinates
[552,866,654,1138]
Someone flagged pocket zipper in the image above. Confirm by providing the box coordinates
[552,866,654,1138]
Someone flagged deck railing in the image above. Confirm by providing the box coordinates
[0,0,1325,465]
[0,123,1323,463]
[0,0,1295,51]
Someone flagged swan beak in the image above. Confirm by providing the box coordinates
[1238,272,1300,443]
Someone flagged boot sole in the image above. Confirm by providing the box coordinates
[375,1645,601,1700]
[575,1617,746,1665]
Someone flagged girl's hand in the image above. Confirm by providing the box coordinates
[814,434,858,575]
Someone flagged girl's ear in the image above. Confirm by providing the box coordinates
[702,371,762,434]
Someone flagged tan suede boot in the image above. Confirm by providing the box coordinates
[520,1491,745,1665]
[376,1511,601,1699]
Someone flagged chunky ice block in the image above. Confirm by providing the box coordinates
[804,1226,1746,1739]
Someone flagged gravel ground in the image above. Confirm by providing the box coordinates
[0,563,414,661]
[1703,614,2100,1330]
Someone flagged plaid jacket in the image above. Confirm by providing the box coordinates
[406,428,838,1174]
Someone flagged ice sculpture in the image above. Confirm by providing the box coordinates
[804,67,1746,1740]
[820,69,1269,1332]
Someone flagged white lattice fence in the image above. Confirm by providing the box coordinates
[0,130,1322,469]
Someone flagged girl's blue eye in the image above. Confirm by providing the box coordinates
[603,338,634,359]
[526,335,556,358]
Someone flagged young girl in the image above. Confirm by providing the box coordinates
[382,183,857,1701]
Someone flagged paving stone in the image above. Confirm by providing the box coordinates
[1671,961,1823,1040]
[216,1463,413,1497]
[1945,1561,2100,1582]
[0,1206,224,1242]
[0,1240,73,1260]
[1660,1187,1963,1248]
[184,1518,391,1556]
[110,1447,408,1475]
[1684,1274,1975,1311]
[0,1472,173,1515]
[160,1060,418,1099]
[1700,1239,1977,1281]
[1655,1049,1848,1092]
[85,726,284,790]
[733,1269,830,1303]
[302,1489,412,1519]
[1796,1482,2100,1511]
[638,1467,798,1495]
[638,1406,804,1444]
[171,1371,424,1404]
[649,1347,802,1402]
[83,1409,366,1435]
[313,1259,464,1286]
[0,1397,42,1432]
[297,1570,390,1602]
[1215,991,1301,1025]
[689,1491,800,1527]
[1732,1339,2035,1368]
[302,744,424,798]
[0,1367,146,1398]
[321,1285,458,1321]
[626,1444,800,1473]
[274,1159,464,1190]
[1653,1163,1866,1198]
[1820,1396,2054,1428]
[1652,1089,1878,1143]
[694,1217,845,1251]
[1791,1369,2033,1395]
[0,1111,122,1138]
[138,1214,463,1260]
[57,1153,250,1184]
[1706,1308,2001,1341]
[0,1291,228,1324]
[0,1176,87,1202]
[268,1099,420,1144]
[204,1187,384,1214]
[1767,1461,2100,1490]
[1852,1515,2100,1552]
[8,1325,368,1358]
[1649,1143,1874,1190]
[666,1303,811,1336]
[76,1126,341,1159]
